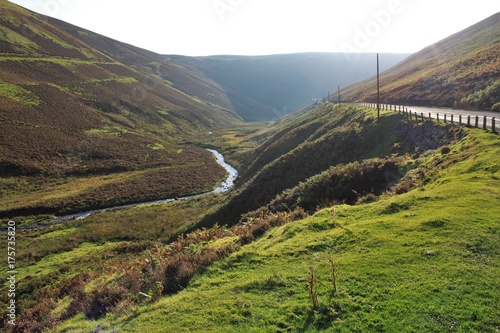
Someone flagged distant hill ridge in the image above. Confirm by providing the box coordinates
[169,52,409,121]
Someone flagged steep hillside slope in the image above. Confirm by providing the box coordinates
[342,12,500,110]
[12,106,498,333]
[172,53,409,121]
[91,125,499,332]
[0,0,240,218]
[192,104,464,231]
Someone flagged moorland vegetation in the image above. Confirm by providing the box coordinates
[1,2,499,332]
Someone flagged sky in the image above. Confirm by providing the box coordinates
[8,0,500,56]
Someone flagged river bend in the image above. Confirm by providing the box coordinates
[15,149,238,231]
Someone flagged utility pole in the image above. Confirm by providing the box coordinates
[337,85,341,106]
[377,53,380,120]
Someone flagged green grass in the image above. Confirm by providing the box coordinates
[2,102,497,332]
[6,192,227,267]
[0,81,41,105]
[0,193,232,332]
[188,122,272,167]
[53,128,499,332]
[147,143,165,151]
[0,25,39,51]
[11,242,123,281]
[37,227,78,240]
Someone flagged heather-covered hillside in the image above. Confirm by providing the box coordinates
[342,13,500,111]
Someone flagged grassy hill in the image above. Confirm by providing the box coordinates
[3,104,497,332]
[61,125,500,331]
[86,130,499,332]
[342,12,500,110]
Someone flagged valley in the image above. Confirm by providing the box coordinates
[0,1,498,332]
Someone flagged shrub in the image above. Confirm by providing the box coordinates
[267,157,403,213]
[12,299,58,333]
[7,208,306,328]
[440,146,451,155]
[158,246,233,294]
[457,80,500,111]
[85,285,129,319]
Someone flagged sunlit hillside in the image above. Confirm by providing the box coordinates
[342,12,500,110]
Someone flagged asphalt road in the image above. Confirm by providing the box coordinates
[405,106,498,129]
[362,103,499,130]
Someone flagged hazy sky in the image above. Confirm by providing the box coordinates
[8,0,500,56]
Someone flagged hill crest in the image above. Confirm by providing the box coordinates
[342,12,500,110]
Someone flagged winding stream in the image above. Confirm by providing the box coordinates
[207,149,238,193]
[16,149,238,231]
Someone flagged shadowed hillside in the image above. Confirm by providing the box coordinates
[188,103,464,232]
[171,53,409,121]
[342,12,500,110]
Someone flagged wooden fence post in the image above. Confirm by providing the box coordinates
[437,113,439,122]
[429,112,432,120]
[450,114,454,123]
[467,115,471,127]
[475,116,479,128]
[492,117,496,133]
[459,115,462,125]
[444,114,447,123]
[483,116,487,130]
